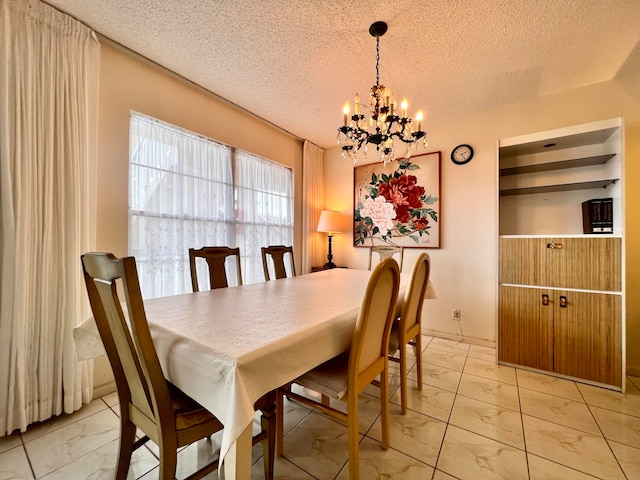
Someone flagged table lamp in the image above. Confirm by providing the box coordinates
[317,210,342,269]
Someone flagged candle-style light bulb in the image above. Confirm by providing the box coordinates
[343,103,350,126]
[354,93,360,115]
[416,110,423,131]
[401,99,408,118]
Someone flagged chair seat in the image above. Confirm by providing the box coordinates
[295,352,350,400]
[168,382,223,431]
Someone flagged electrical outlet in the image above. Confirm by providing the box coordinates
[452,309,461,321]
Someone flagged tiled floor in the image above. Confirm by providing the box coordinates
[2,336,640,479]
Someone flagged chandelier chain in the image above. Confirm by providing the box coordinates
[376,36,380,86]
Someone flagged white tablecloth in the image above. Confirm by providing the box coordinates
[75,268,412,472]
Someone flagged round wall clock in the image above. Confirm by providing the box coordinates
[451,144,474,165]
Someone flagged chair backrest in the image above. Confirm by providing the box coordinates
[399,253,431,334]
[81,253,172,432]
[349,257,400,381]
[189,246,243,291]
[368,245,404,272]
[261,245,296,281]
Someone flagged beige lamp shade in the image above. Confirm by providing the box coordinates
[317,210,343,234]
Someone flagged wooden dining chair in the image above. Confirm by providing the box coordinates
[368,245,404,272]
[276,258,400,480]
[261,245,296,281]
[388,252,431,414]
[188,246,242,291]
[81,253,275,480]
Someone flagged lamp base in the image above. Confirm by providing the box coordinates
[324,234,336,270]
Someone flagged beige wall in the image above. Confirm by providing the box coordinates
[325,78,640,375]
[93,40,303,392]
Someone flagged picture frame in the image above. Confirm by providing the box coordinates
[353,151,441,248]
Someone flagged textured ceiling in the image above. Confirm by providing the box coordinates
[46,0,640,149]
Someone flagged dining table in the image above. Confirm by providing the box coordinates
[75,267,411,479]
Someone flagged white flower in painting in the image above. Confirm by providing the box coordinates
[360,196,396,234]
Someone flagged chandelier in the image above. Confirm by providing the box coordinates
[337,21,427,165]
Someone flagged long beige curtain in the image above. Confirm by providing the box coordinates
[301,140,326,273]
[0,0,99,435]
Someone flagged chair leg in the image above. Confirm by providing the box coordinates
[276,388,285,457]
[260,401,276,480]
[158,442,178,480]
[380,366,390,449]
[347,393,360,480]
[415,335,423,391]
[115,418,136,480]
[399,344,408,415]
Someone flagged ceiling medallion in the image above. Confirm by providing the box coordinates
[337,21,427,166]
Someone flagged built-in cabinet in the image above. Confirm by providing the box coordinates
[497,118,625,391]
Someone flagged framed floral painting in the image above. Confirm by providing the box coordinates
[353,151,441,248]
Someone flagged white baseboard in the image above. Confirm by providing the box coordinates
[423,329,495,349]
[93,381,116,399]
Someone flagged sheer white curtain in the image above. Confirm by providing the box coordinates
[129,113,235,298]
[129,115,293,294]
[235,150,294,283]
[301,141,326,273]
[0,0,99,435]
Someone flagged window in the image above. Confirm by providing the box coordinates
[129,112,293,298]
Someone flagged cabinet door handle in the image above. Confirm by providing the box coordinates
[546,242,563,249]
[542,294,549,306]
[559,295,567,308]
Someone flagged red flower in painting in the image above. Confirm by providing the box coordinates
[378,174,426,223]
[413,217,429,231]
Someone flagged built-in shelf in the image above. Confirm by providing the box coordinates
[499,179,618,197]
[499,120,619,158]
[499,154,616,176]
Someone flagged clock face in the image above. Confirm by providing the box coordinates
[451,144,474,165]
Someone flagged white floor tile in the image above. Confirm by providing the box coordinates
[527,454,601,480]
[608,440,640,480]
[519,388,600,435]
[390,379,455,422]
[368,408,447,466]
[437,425,529,480]
[0,432,22,455]
[21,398,109,443]
[280,413,351,480]
[577,379,640,418]
[464,357,517,385]
[0,445,33,480]
[24,408,120,478]
[457,373,520,411]
[39,439,157,480]
[522,414,625,480]
[335,437,434,480]
[590,405,640,448]
[516,369,583,402]
[449,395,525,449]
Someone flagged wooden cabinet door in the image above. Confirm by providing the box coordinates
[500,237,621,291]
[553,290,622,387]
[499,238,541,285]
[498,286,553,371]
[541,238,621,291]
